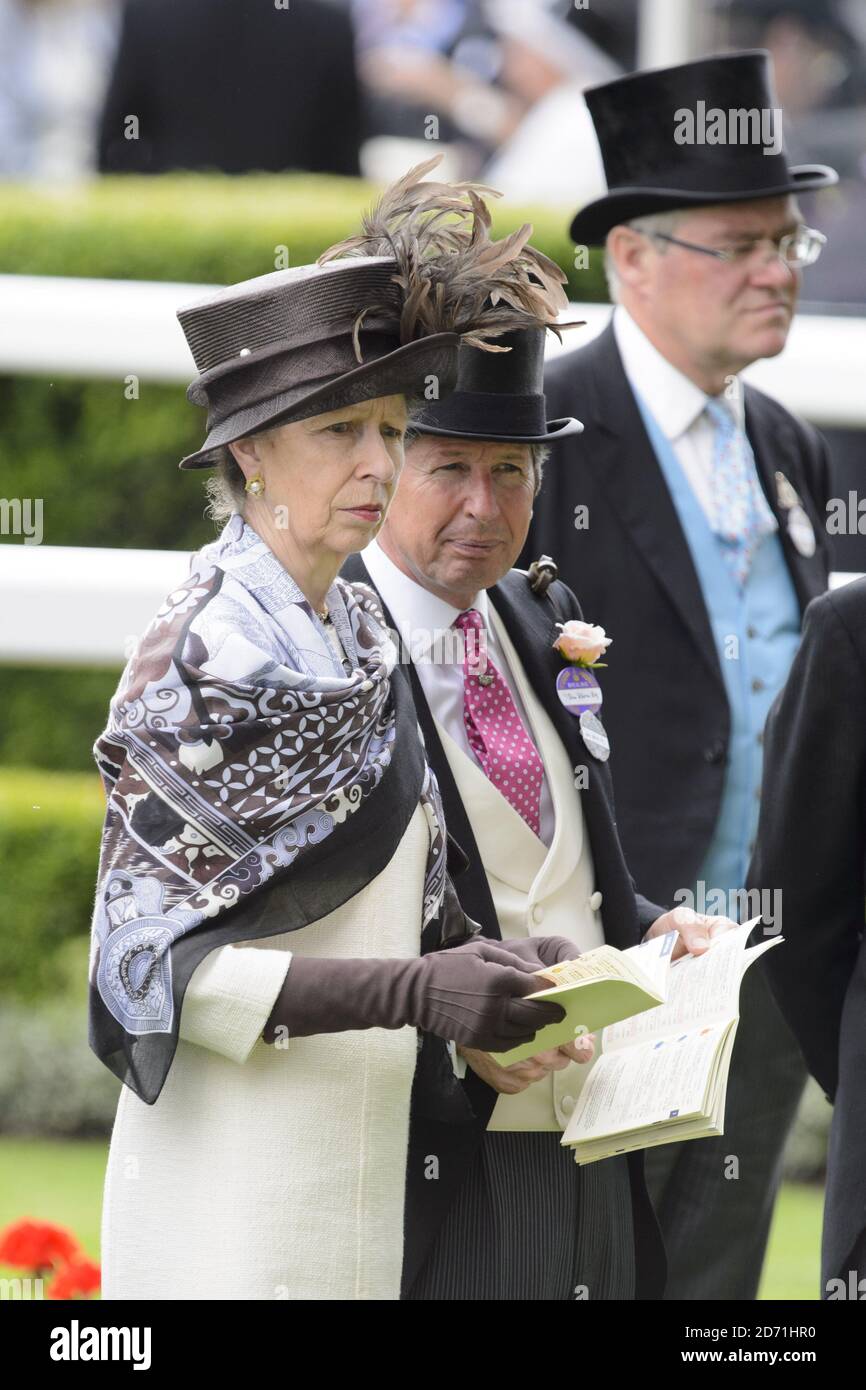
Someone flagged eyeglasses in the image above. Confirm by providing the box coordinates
[639,224,827,269]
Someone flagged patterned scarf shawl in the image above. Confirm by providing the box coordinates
[88,513,446,1103]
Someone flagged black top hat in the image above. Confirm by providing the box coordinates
[411,327,583,444]
[569,50,838,246]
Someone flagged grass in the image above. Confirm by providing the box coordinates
[0,1137,824,1299]
[0,1138,105,1271]
[758,1182,825,1301]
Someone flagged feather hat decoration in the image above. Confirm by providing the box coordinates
[176,154,581,468]
[318,153,578,362]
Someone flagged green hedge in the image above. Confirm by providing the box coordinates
[0,172,599,289]
[0,769,105,1001]
[0,669,118,773]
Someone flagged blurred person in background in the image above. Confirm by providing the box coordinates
[722,0,865,115]
[721,0,866,305]
[523,52,838,1300]
[353,0,620,183]
[97,0,361,175]
[0,0,119,179]
[481,0,621,206]
[352,0,520,178]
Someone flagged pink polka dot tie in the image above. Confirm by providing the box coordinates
[454,609,544,837]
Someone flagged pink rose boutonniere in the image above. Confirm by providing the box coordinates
[551,620,612,762]
[552,620,612,668]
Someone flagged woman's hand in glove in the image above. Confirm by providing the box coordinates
[412,941,567,1051]
[491,935,580,972]
[261,941,566,1054]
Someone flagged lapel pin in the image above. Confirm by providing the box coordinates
[774,471,816,558]
[528,555,558,595]
[787,505,817,557]
[579,711,610,762]
[774,471,800,510]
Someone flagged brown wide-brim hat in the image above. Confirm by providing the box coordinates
[176,257,460,469]
[177,152,582,470]
[569,50,837,246]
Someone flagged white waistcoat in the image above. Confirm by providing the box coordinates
[434,607,605,1131]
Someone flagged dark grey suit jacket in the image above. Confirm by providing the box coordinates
[748,578,866,1289]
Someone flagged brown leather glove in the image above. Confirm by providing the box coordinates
[496,935,581,969]
[261,938,567,1052]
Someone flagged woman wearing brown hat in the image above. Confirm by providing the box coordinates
[88,158,576,1300]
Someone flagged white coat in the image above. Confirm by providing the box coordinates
[100,803,430,1301]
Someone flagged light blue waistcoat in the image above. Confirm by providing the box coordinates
[633,389,801,897]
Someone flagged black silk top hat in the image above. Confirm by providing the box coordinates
[412,327,584,443]
[176,155,572,469]
[569,49,838,246]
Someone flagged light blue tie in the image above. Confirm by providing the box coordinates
[704,396,778,589]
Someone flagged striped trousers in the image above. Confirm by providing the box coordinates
[405,1130,636,1300]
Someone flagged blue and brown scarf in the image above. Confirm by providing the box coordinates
[89,513,448,1103]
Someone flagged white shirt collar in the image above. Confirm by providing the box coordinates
[612,304,745,438]
[361,538,490,662]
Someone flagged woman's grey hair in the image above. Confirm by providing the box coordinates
[202,445,251,524]
[603,209,687,303]
[202,401,551,525]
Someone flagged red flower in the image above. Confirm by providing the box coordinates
[47,1258,102,1300]
[0,1220,78,1271]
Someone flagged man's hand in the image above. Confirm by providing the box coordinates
[457,1035,596,1094]
[643,905,739,961]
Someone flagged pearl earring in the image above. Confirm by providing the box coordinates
[244,473,265,496]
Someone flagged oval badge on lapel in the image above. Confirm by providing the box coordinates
[556,665,603,715]
[579,711,610,761]
[775,471,817,558]
[787,505,816,557]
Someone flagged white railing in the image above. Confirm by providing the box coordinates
[0,543,193,666]
[0,273,864,666]
[0,542,860,668]
[2,273,866,428]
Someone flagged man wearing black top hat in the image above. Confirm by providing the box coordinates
[343,325,739,1300]
[521,51,837,1299]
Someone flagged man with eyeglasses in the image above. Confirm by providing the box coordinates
[521,51,838,1300]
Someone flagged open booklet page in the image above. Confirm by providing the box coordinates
[561,917,783,1163]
